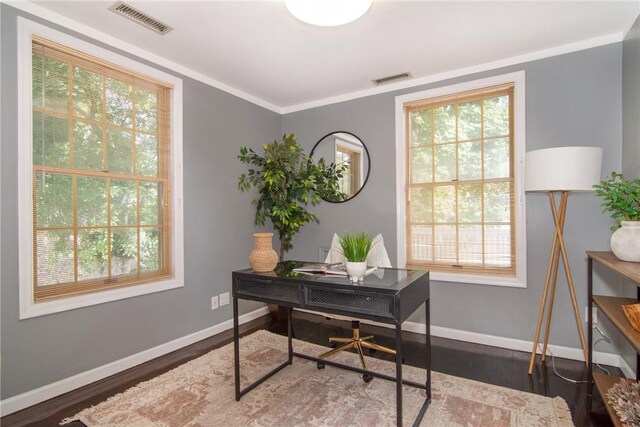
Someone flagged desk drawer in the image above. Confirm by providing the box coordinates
[235,278,301,304]
[306,287,394,319]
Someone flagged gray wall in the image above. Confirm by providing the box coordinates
[623,15,640,180]
[620,15,640,373]
[0,4,280,399]
[282,44,624,354]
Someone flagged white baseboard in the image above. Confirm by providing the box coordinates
[619,356,636,379]
[296,308,635,376]
[0,307,270,417]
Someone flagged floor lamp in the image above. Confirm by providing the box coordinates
[525,146,603,375]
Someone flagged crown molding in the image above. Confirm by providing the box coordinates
[2,0,283,113]
[2,1,630,116]
[280,31,624,114]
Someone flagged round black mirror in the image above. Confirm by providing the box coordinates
[310,131,370,203]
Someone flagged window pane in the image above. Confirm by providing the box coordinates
[410,226,433,262]
[484,137,510,179]
[434,104,455,143]
[33,111,69,167]
[36,229,74,286]
[484,182,511,223]
[434,185,456,223]
[459,224,483,265]
[32,53,44,109]
[411,147,432,183]
[458,100,481,141]
[106,78,132,127]
[73,67,103,120]
[111,179,137,226]
[458,141,481,181]
[434,144,456,182]
[107,128,133,174]
[410,187,432,223]
[458,184,481,223]
[77,229,107,281]
[74,120,103,171]
[77,176,107,227]
[111,227,137,276]
[135,88,157,133]
[140,182,162,225]
[35,172,73,227]
[434,225,456,262]
[485,224,511,267]
[141,227,161,272]
[410,109,432,146]
[33,54,69,113]
[136,134,158,177]
[484,96,509,137]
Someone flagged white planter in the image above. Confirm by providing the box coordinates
[346,261,367,282]
[611,221,640,262]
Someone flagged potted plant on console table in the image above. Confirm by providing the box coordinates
[594,171,640,262]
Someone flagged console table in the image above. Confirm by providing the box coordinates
[587,251,640,425]
[232,261,431,427]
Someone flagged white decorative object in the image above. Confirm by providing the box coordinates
[611,221,640,262]
[345,261,367,282]
[285,0,372,26]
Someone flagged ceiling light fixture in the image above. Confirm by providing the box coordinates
[285,0,373,26]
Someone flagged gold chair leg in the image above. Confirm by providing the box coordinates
[360,335,375,342]
[318,341,354,359]
[328,337,353,344]
[361,340,396,355]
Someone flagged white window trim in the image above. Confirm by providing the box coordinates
[394,71,527,288]
[17,18,185,319]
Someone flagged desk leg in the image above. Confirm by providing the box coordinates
[287,306,293,365]
[426,298,431,400]
[233,295,240,401]
[587,257,593,409]
[396,324,403,427]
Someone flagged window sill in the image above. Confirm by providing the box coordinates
[20,277,183,319]
[429,271,526,288]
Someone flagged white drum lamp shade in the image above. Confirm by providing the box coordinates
[525,146,603,192]
[285,0,373,26]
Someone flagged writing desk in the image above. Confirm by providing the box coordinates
[232,261,431,427]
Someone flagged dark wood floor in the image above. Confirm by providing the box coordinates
[1,310,620,427]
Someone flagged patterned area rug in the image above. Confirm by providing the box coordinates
[63,330,574,426]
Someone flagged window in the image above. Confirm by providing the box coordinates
[19,19,184,318]
[335,138,362,195]
[395,73,526,287]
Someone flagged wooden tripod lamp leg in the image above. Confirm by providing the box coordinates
[549,193,590,366]
[541,192,568,362]
[528,191,562,375]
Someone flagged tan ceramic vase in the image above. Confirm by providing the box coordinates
[248,232,278,272]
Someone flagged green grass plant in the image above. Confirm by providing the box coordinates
[338,232,373,263]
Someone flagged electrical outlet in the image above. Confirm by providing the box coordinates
[584,306,598,324]
[220,292,230,306]
[211,296,219,310]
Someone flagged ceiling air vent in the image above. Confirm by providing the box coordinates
[109,1,173,35]
[372,72,412,86]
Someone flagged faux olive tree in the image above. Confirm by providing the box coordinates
[238,134,345,261]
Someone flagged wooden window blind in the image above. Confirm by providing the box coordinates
[404,83,515,276]
[31,36,173,301]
